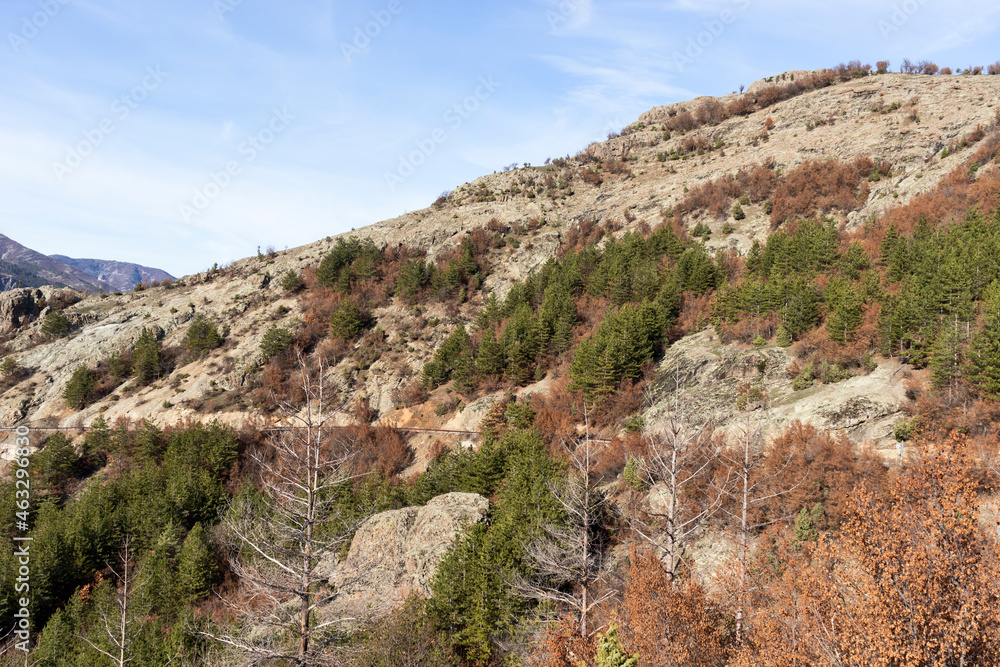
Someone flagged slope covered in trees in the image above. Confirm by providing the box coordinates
[5,63,1000,666]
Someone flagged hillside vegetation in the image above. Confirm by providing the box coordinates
[3,63,1000,666]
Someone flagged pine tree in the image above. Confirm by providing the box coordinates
[63,364,97,409]
[184,316,223,355]
[475,327,504,379]
[745,239,763,275]
[965,283,1000,396]
[260,324,293,360]
[133,328,163,385]
[396,258,431,301]
[775,324,793,347]
[33,433,80,495]
[782,281,820,339]
[824,278,864,344]
[596,623,639,667]
[177,522,218,603]
[330,299,370,340]
[930,317,964,392]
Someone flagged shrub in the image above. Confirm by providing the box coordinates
[893,417,916,441]
[40,311,71,337]
[770,157,874,226]
[329,299,371,340]
[876,60,890,74]
[691,222,711,238]
[792,362,815,391]
[732,202,746,220]
[64,365,97,409]
[819,361,853,384]
[1,356,24,383]
[184,316,223,355]
[260,324,294,360]
[279,269,304,292]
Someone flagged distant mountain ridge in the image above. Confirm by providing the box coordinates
[0,233,173,293]
[50,256,174,293]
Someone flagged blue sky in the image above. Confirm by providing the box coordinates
[2,0,999,277]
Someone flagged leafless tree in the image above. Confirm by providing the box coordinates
[716,414,800,642]
[78,536,166,667]
[511,413,616,639]
[207,353,372,666]
[630,418,725,582]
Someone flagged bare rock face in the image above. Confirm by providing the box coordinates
[0,289,40,336]
[645,329,910,456]
[317,492,489,621]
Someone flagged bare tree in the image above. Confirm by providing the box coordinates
[716,414,799,642]
[209,353,372,665]
[511,414,615,639]
[78,536,164,667]
[630,418,725,582]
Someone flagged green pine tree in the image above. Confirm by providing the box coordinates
[260,324,294,360]
[475,328,504,379]
[930,317,964,390]
[184,316,223,355]
[133,328,163,385]
[177,522,219,603]
[330,299,370,340]
[596,623,639,667]
[33,433,80,495]
[63,365,97,409]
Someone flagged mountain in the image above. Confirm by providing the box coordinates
[50,255,174,293]
[0,233,173,293]
[0,233,111,292]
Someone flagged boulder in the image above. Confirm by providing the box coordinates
[317,492,489,621]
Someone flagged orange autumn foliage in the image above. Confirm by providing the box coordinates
[737,433,1000,666]
[619,547,733,666]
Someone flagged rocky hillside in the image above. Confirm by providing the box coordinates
[1,70,998,462]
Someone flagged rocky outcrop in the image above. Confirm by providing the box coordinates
[0,288,41,336]
[645,329,910,457]
[316,492,489,620]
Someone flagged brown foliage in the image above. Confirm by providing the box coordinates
[393,379,428,408]
[534,615,597,667]
[580,168,603,186]
[717,313,779,345]
[558,218,606,257]
[531,377,579,450]
[676,161,777,218]
[345,421,412,478]
[874,127,1000,235]
[676,292,714,336]
[753,421,888,529]
[740,433,1000,666]
[619,546,732,666]
[770,157,875,226]
[660,70,837,135]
